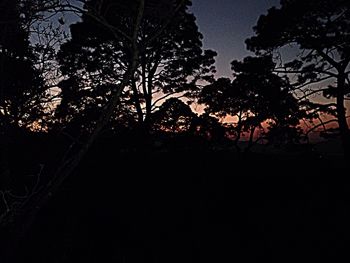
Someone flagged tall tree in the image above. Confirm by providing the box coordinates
[56,0,216,134]
[0,0,46,130]
[246,0,350,156]
[1,2,197,262]
[0,2,49,259]
[0,0,47,219]
[151,98,195,134]
[199,56,303,150]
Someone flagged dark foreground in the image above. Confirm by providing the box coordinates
[0,135,349,263]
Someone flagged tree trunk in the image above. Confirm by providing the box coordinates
[143,67,155,132]
[336,73,350,158]
[144,92,152,132]
[0,1,146,261]
[139,58,152,133]
[131,78,144,123]
[234,113,243,153]
[246,126,256,152]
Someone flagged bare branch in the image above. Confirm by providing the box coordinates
[316,49,341,71]
[274,68,338,78]
[292,76,334,92]
[297,87,332,101]
[151,92,179,108]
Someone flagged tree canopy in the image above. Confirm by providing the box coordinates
[56,0,216,134]
[1,2,349,262]
[0,0,46,130]
[199,56,304,149]
[246,0,350,155]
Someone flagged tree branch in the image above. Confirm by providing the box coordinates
[274,68,338,78]
[142,0,186,49]
[316,49,341,71]
[151,92,186,110]
[297,87,332,101]
[292,76,334,92]
[305,119,338,136]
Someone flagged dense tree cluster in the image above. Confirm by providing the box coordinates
[0,1,349,261]
[246,0,350,154]
[199,56,305,150]
[55,0,216,135]
[2,0,348,150]
[0,0,47,131]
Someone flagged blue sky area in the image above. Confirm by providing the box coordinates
[191,0,280,77]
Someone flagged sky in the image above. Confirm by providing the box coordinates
[190,0,280,78]
[64,0,280,78]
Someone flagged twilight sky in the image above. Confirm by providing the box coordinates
[190,0,280,78]
[64,0,280,77]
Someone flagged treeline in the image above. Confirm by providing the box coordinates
[0,0,349,260]
[1,0,349,151]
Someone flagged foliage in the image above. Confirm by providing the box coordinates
[199,56,304,146]
[246,0,350,153]
[151,98,195,133]
[56,0,216,133]
[0,0,47,130]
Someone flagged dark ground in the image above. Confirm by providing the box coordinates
[1,134,349,262]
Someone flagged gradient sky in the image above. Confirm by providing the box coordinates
[64,0,280,78]
[190,0,280,78]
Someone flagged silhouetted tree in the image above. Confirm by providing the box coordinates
[189,113,227,143]
[0,1,51,261]
[0,0,48,220]
[1,3,196,262]
[198,77,244,149]
[0,0,46,130]
[200,56,303,150]
[151,98,195,134]
[56,0,216,134]
[246,0,350,156]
